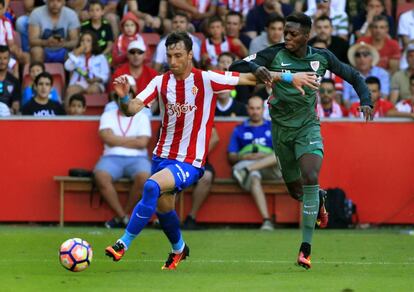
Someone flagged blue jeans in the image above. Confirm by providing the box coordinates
[16,15,29,52]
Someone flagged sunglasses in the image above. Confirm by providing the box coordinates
[355,51,371,58]
[128,49,144,55]
[319,88,334,94]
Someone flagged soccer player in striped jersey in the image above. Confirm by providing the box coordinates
[230,12,374,269]
[105,31,318,270]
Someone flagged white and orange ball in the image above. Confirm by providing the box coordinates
[59,238,93,272]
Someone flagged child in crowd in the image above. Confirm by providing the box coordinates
[22,61,61,106]
[64,31,110,103]
[201,16,247,69]
[81,0,114,58]
[67,93,87,115]
[112,12,143,67]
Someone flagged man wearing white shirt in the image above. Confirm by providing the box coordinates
[94,108,152,228]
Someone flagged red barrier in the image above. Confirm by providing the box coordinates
[0,118,413,224]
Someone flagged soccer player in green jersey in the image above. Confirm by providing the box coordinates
[229,12,374,269]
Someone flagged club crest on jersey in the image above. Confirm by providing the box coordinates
[191,86,198,96]
[243,54,256,62]
[167,103,197,117]
[310,61,320,72]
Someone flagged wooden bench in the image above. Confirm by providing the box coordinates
[54,176,293,227]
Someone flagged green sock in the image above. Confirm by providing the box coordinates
[302,185,319,244]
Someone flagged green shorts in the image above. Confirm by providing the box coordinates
[271,122,324,183]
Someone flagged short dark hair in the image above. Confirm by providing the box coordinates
[89,0,104,9]
[218,52,236,62]
[208,15,224,27]
[80,30,101,55]
[286,12,312,33]
[266,13,285,27]
[311,37,328,48]
[173,11,190,23]
[226,10,243,22]
[0,45,10,54]
[320,78,335,87]
[372,15,389,25]
[365,76,381,90]
[69,93,86,107]
[29,61,45,72]
[34,72,53,86]
[165,32,193,53]
[315,15,332,26]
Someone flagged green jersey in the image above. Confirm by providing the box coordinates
[230,43,372,127]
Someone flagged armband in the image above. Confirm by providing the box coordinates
[281,72,293,84]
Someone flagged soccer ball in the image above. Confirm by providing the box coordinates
[59,238,93,272]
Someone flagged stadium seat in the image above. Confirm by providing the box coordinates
[23,63,66,98]
[84,93,109,115]
[9,0,25,18]
[141,33,160,65]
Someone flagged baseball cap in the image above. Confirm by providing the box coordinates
[127,38,146,52]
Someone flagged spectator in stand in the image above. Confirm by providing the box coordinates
[357,15,400,74]
[94,106,151,228]
[308,15,349,64]
[316,78,346,118]
[218,0,257,18]
[215,89,247,116]
[343,42,390,107]
[391,44,414,104]
[0,46,20,114]
[225,10,251,50]
[0,101,10,116]
[201,16,247,69]
[22,61,61,107]
[304,0,347,16]
[0,0,30,66]
[249,13,284,55]
[67,93,87,115]
[22,72,66,116]
[305,0,349,40]
[395,75,414,117]
[168,0,218,31]
[112,12,144,67]
[352,0,394,39]
[64,31,110,103]
[228,96,283,231]
[153,12,201,73]
[16,0,45,53]
[182,127,219,230]
[245,0,293,39]
[349,76,396,118]
[125,0,167,33]
[81,0,114,58]
[397,6,414,70]
[29,0,80,63]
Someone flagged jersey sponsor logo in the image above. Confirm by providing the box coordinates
[281,62,292,66]
[167,103,197,117]
[243,53,256,62]
[310,61,320,72]
[243,132,253,140]
[7,85,14,93]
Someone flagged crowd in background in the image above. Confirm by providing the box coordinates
[0,0,413,119]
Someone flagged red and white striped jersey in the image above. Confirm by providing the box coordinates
[136,68,240,167]
[221,0,257,16]
[201,36,241,66]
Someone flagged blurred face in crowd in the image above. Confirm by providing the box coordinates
[267,21,284,44]
[68,100,86,115]
[80,33,93,54]
[29,65,44,80]
[407,51,414,69]
[354,48,373,72]
[314,19,333,42]
[247,96,264,124]
[264,0,279,11]
[217,54,234,71]
[48,0,65,15]
[371,19,388,40]
[35,77,52,100]
[319,81,336,105]
[167,41,193,76]
[367,0,384,16]
[367,82,381,103]
[0,50,10,72]
[127,48,145,68]
[209,20,225,40]
[89,3,104,21]
[172,15,188,32]
[316,0,330,13]
[123,20,137,36]
[225,14,243,37]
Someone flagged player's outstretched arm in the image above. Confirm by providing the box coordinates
[113,75,145,117]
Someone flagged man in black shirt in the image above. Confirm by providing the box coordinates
[0,46,21,114]
[22,72,65,116]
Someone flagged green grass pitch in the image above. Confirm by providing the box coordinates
[1,226,414,291]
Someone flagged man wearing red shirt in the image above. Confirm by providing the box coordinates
[350,76,395,118]
[109,39,158,96]
[357,15,401,74]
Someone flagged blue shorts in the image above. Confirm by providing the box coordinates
[44,47,67,63]
[94,155,151,180]
[151,155,205,193]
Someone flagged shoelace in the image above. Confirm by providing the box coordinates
[113,242,125,252]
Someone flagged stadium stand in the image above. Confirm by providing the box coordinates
[84,93,109,115]
[141,33,160,65]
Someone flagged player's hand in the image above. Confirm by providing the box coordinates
[254,66,273,87]
[113,75,131,98]
[292,72,319,95]
[358,105,374,122]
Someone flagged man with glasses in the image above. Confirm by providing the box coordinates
[343,42,389,108]
[316,78,345,118]
[109,40,157,103]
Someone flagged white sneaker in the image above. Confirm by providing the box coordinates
[260,219,274,231]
